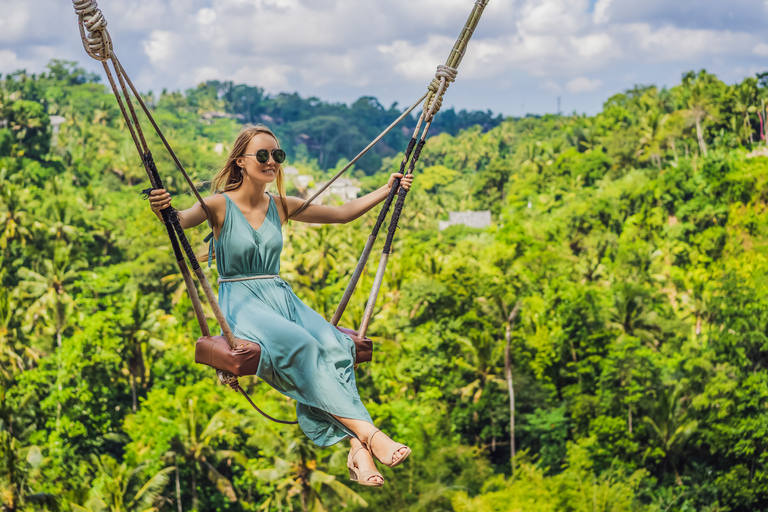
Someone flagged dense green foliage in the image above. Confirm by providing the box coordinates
[3,59,768,511]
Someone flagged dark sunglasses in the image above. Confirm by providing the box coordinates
[243,148,286,164]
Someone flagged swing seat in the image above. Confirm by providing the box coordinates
[195,326,373,377]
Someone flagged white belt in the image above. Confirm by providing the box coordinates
[217,275,279,284]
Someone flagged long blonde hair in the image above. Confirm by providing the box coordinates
[212,123,290,220]
[197,124,290,264]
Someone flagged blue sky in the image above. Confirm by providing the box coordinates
[1,0,767,117]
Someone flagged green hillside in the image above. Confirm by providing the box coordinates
[3,60,768,512]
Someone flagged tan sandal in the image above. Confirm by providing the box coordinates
[347,445,384,487]
[368,429,411,468]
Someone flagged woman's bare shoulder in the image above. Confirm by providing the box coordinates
[198,193,227,225]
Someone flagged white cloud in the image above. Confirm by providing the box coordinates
[0,50,28,75]
[196,8,218,25]
[542,80,562,93]
[567,77,603,93]
[143,31,175,65]
[231,63,293,91]
[0,4,30,43]
[1,0,768,116]
[571,33,616,59]
[754,42,768,57]
[635,25,754,60]
[593,0,614,25]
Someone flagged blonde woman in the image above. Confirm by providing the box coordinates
[149,124,413,487]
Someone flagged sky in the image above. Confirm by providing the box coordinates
[1,0,768,117]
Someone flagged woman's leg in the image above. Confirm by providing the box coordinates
[334,416,409,466]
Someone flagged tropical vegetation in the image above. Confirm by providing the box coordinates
[2,59,768,511]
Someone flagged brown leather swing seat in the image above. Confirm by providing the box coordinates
[195,326,373,377]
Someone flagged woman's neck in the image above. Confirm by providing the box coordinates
[230,176,269,207]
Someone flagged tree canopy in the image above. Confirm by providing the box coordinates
[2,59,768,511]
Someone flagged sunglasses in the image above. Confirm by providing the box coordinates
[243,149,286,164]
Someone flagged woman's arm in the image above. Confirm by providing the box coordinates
[284,173,413,225]
[148,189,226,230]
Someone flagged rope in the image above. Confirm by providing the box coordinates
[294,64,454,216]
[71,0,299,425]
[424,65,458,121]
[73,0,111,61]
[291,91,428,217]
[354,0,491,337]
[216,371,298,425]
[72,0,491,417]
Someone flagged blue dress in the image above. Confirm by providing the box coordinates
[209,193,372,446]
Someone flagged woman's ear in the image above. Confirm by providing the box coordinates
[236,158,244,169]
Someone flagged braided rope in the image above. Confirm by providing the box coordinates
[73,0,112,61]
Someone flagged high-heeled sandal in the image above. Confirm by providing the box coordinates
[347,445,384,487]
[368,429,411,468]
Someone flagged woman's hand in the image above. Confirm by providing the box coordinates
[388,173,414,192]
[149,188,172,216]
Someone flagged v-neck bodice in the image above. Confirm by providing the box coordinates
[207,193,283,278]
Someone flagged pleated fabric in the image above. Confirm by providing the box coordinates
[210,193,371,446]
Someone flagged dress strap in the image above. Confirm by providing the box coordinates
[204,231,214,268]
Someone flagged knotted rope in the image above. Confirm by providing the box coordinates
[73,0,112,61]
[424,64,458,121]
[334,0,491,333]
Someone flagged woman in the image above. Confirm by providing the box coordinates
[149,124,413,487]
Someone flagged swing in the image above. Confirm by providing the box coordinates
[71,0,490,423]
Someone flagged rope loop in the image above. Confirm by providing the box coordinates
[73,0,112,62]
[425,65,458,120]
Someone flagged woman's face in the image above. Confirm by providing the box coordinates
[238,133,280,185]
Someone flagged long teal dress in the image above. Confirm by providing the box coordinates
[209,192,372,446]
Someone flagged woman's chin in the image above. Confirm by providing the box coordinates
[251,173,277,184]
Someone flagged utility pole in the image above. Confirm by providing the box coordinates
[557,96,561,115]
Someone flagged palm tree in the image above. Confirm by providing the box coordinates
[17,243,85,430]
[636,106,668,170]
[252,430,367,512]
[732,79,759,144]
[504,302,521,468]
[160,399,247,510]
[680,71,722,157]
[0,387,57,512]
[18,244,84,352]
[607,283,663,351]
[295,224,348,284]
[642,386,698,485]
[0,285,39,385]
[69,455,174,512]
[122,291,172,411]
[0,173,34,251]
[456,331,506,406]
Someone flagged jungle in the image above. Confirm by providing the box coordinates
[2,60,768,512]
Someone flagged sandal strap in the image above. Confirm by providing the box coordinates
[367,428,382,451]
[348,444,368,464]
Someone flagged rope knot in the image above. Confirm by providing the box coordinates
[425,65,458,121]
[216,369,239,389]
[73,0,112,61]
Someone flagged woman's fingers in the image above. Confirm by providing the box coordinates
[149,189,171,211]
[388,173,414,190]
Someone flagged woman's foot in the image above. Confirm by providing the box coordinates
[348,438,384,486]
[367,429,411,468]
